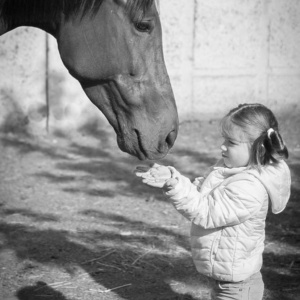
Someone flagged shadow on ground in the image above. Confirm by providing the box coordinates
[0,207,209,299]
[0,120,299,300]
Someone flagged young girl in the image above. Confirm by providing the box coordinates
[135,103,291,300]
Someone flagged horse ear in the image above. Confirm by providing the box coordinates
[154,0,160,14]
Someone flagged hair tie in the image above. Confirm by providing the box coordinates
[267,128,274,139]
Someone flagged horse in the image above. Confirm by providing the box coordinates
[0,0,179,161]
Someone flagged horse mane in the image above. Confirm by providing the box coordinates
[0,0,154,29]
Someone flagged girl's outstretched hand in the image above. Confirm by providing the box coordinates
[134,163,172,188]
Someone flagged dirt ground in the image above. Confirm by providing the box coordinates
[0,119,299,300]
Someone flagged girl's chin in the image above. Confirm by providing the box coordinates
[223,159,232,168]
[224,163,232,168]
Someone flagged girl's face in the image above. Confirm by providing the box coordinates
[220,127,251,168]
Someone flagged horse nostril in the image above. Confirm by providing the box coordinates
[165,130,177,148]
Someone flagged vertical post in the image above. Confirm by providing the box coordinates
[45,33,50,132]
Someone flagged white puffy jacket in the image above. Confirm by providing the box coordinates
[165,159,291,282]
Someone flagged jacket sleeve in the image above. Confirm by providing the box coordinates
[165,168,267,229]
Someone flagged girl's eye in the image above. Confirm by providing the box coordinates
[227,140,237,146]
[134,21,151,32]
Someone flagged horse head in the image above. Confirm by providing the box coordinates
[0,0,179,160]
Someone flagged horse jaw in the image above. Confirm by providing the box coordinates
[82,75,178,161]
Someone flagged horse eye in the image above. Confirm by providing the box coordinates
[134,21,151,32]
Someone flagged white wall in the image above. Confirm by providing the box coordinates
[0,28,101,133]
[161,0,300,121]
[0,28,47,133]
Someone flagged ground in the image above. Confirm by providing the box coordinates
[0,119,299,300]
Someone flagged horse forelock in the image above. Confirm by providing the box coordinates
[126,0,155,22]
[0,0,155,28]
[0,0,104,28]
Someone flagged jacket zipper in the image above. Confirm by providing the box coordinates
[210,228,222,267]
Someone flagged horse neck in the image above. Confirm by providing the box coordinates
[0,0,61,37]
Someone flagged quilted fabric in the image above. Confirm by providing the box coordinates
[165,159,291,282]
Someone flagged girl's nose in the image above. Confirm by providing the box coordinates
[221,144,227,151]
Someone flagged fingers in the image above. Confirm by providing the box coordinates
[135,171,152,178]
[134,164,161,175]
[134,165,151,178]
[134,164,173,190]
[150,167,171,179]
[164,178,178,190]
[134,165,151,173]
[134,164,171,180]
[134,165,166,188]
[142,179,166,188]
[142,176,168,188]
[134,166,178,190]
[135,163,160,172]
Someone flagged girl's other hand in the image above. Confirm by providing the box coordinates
[163,178,178,191]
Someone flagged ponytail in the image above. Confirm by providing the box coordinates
[251,127,288,167]
[265,128,289,160]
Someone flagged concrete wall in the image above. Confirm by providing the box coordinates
[161,0,300,121]
[0,0,299,134]
[0,28,47,133]
[0,27,100,134]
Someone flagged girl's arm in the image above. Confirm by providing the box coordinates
[134,164,266,229]
[165,170,267,229]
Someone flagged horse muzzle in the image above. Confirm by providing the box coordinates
[117,126,178,160]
